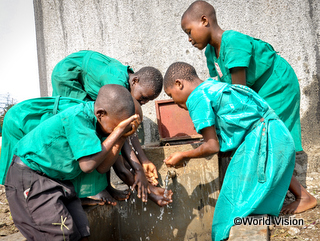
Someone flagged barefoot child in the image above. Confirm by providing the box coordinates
[163,62,295,241]
[180,0,317,214]
[52,50,161,196]
[5,85,140,240]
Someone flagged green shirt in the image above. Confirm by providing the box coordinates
[205,30,302,151]
[51,50,133,101]
[1,97,108,197]
[0,97,84,184]
[205,30,276,86]
[14,102,101,180]
[187,78,270,152]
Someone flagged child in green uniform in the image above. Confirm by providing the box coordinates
[180,0,316,214]
[52,50,163,105]
[5,85,140,240]
[163,62,295,241]
[51,50,162,203]
[0,96,84,185]
[0,96,172,207]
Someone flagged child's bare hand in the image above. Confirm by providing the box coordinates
[116,114,141,137]
[164,152,189,168]
[142,161,159,186]
[131,169,151,202]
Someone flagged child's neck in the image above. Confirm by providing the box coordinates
[190,78,204,92]
[209,26,224,58]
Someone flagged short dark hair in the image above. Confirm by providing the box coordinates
[164,62,199,89]
[182,1,217,23]
[95,84,135,119]
[135,66,163,98]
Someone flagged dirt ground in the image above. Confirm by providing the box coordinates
[0,185,18,236]
[270,187,320,241]
[0,184,319,240]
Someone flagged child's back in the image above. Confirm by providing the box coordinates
[14,101,101,180]
[0,97,84,184]
[52,50,132,101]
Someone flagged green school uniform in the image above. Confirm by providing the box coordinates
[205,30,302,151]
[2,99,108,197]
[187,79,295,241]
[14,101,101,180]
[51,50,133,101]
[0,97,83,184]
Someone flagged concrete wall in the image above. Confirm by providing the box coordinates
[33,0,320,180]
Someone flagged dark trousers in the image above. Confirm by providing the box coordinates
[5,158,90,241]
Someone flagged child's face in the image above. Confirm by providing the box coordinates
[165,82,189,110]
[98,114,122,135]
[181,16,210,50]
[131,84,155,105]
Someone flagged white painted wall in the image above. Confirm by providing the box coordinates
[33,0,320,176]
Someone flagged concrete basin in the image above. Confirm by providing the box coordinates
[86,143,220,241]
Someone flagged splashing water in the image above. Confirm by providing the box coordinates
[128,133,139,155]
[163,173,169,198]
[157,207,165,220]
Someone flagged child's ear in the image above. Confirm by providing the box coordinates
[175,79,184,90]
[132,76,139,85]
[201,15,209,27]
[96,108,107,120]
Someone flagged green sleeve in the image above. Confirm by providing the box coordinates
[223,31,252,70]
[187,88,216,134]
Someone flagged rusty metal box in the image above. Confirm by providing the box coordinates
[155,99,202,143]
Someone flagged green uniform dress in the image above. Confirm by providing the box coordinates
[186,79,295,241]
[51,50,133,101]
[205,30,302,151]
[0,98,108,198]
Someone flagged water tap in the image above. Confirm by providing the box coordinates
[167,170,176,179]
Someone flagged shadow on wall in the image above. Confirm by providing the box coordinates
[299,73,320,187]
[142,116,160,144]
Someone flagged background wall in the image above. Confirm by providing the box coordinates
[33,0,320,182]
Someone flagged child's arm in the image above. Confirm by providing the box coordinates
[164,126,220,168]
[130,135,159,186]
[121,139,150,202]
[78,114,140,174]
[230,67,246,85]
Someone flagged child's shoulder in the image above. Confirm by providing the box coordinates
[191,78,227,98]
[222,30,252,43]
[205,30,251,56]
